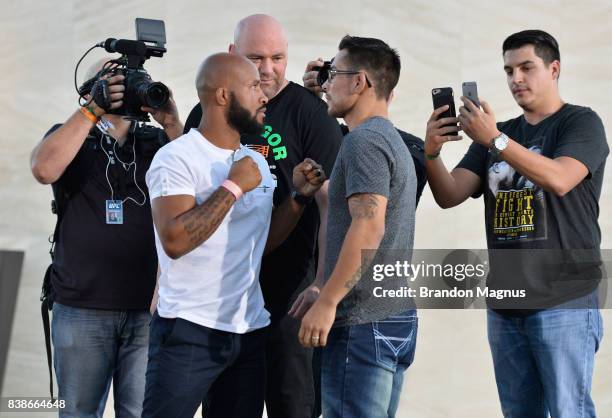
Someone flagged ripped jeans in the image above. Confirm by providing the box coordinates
[321,310,418,418]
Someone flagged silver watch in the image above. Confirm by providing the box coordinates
[490,132,509,157]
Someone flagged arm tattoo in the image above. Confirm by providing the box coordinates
[344,252,375,290]
[345,267,362,290]
[349,194,379,219]
[179,187,235,247]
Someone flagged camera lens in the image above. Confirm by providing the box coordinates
[142,82,169,108]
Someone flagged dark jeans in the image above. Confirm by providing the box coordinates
[264,314,315,418]
[51,303,150,418]
[142,313,267,418]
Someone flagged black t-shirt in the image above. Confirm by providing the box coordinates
[340,124,427,206]
[456,104,609,314]
[184,82,343,319]
[47,123,168,310]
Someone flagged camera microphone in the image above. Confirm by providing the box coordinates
[99,38,147,57]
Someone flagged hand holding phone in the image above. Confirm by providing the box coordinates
[462,81,480,108]
[431,87,457,128]
[302,59,330,96]
[314,61,332,86]
[426,87,462,159]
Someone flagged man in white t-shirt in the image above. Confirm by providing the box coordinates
[142,53,325,418]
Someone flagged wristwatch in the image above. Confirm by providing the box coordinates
[490,132,509,157]
[291,190,314,206]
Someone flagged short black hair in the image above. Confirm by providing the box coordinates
[338,35,400,100]
[502,30,560,65]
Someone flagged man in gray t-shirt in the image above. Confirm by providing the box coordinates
[298,36,418,417]
[325,116,416,325]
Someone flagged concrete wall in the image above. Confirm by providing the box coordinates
[1,0,610,416]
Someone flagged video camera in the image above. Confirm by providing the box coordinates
[76,18,169,121]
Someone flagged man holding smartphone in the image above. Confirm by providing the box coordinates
[425,30,608,417]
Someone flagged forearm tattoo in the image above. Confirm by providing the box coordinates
[179,187,235,247]
[345,267,362,290]
[344,252,375,290]
[348,194,379,219]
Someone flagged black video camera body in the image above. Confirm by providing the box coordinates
[77,18,169,122]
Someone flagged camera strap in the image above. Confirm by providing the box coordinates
[41,277,54,400]
[41,196,66,401]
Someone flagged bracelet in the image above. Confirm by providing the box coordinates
[221,180,243,200]
[425,151,440,160]
[79,106,99,123]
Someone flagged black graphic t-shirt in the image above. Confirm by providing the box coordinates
[184,82,343,320]
[457,104,609,314]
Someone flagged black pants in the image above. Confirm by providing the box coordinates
[142,313,266,418]
[264,313,317,418]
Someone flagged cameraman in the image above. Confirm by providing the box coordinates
[30,57,183,418]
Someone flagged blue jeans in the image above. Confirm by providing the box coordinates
[142,313,267,418]
[321,310,418,418]
[51,302,150,418]
[488,292,603,418]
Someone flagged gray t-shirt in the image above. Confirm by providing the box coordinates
[325,116,417,326]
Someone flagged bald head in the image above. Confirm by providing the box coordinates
[195,52,268,136]
[195,53,255,96]
[233,14,287,49]
[230,14,288,98]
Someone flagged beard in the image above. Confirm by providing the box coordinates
[226,92,264,136]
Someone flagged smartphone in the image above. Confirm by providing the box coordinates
[462,81,480,108]
[431,87,457,127]
[314,60,332,86]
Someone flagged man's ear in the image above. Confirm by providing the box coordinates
[229,44,236,54]
[551,60,561,81]
[215,87,229,106]
[350,72,368,95]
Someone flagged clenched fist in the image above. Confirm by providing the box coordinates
[228,156,262,193]
[293,158,325,197]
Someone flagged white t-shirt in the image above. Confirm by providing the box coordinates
[145,128,275,333]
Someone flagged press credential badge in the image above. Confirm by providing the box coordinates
[106,200,123,224]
